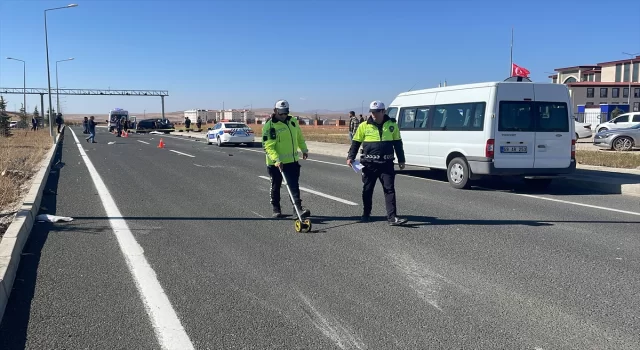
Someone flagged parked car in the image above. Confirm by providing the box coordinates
[593,123,640,151]
[135,119,175,134]
[594,112,640,133]
[9,121,18,128]
[206,122,254,146]
[574,120,592,139]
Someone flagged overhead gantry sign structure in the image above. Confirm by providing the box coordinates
[0,87,170,120]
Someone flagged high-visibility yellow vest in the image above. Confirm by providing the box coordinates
[262,115,308,165]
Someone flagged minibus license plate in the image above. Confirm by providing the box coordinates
[501,146,527,153]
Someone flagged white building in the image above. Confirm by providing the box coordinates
[222,109,242,121]
[242,110,255,123]
[217,109,255,122]
[184,109,215,123]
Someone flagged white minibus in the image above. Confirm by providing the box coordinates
[387,81,576,189]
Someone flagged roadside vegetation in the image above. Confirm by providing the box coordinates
[0,96,53,236]
[576,150,640,169]
[249,125,351,144]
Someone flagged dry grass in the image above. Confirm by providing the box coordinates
[249,125,351,144]
[576,150,640,169]
[0,129,52,217]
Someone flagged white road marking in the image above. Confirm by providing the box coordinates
[251,211,265,218]
[509,193,640,216]
[69,129,195,350]
[258,176,358,206]
[169,150,195,158]
[298,291,366,350]
[138,140,150,145]
[301,158,442,184]
[389,252,448,312]
[237,147,263,154]
[162,135,202,142]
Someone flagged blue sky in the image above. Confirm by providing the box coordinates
[1,0,639,114]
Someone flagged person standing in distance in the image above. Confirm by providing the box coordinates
[347,100,408,226]
[348,111,360,141]
[262,99,311,218]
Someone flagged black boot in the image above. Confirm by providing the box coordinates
[272,206,284,218]
[388,217,408,226]
[293,202,310,218]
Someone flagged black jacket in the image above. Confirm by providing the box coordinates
[347,115,405,164]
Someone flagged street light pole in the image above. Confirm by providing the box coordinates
[56,58,74,114]
[45,3,78,144]
[6,57,26,119]
[622,52,639,106]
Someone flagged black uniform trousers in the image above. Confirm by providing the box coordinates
[361,161,397,220]
[267,161,302,209]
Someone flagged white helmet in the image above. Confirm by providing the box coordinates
[275,100,290,112]
[369,100,386,111]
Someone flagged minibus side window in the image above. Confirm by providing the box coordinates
[386,107,398,119]
[414,107,430,129]
[398,108,416,129]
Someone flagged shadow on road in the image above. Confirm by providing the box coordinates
[66,215,639,229]
[0,135,64,350]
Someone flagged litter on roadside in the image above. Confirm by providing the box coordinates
[36,214,74,223]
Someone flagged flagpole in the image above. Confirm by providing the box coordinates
[509,27,513,76]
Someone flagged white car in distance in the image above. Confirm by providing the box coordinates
[206,122,255,146]
[594,112,640,133]
[574,119,593,140]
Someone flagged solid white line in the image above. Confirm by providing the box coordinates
[69,129,195,350]
[169,150,195,158]
[237,147,262,153]
[138,140,150,145]
[258,175,358,205]
[509,193,640,216]
[306,158,348,167]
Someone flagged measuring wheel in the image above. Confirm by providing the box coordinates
[294,218,312,233]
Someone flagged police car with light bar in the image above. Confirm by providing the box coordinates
[206,121,255,146]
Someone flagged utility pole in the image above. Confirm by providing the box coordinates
[622,52,639,106]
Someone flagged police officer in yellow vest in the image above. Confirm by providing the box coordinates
[347,100,408,226]
[263,99,311,218]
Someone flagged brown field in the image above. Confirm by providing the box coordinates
[576,150,640,169]
[248,124,351,144]
[0,129,53,235]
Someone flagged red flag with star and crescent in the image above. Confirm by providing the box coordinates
[511,63,530,78]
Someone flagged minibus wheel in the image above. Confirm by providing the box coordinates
[447,157,470,189]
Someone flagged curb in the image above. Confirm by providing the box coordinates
[0,126,65,321]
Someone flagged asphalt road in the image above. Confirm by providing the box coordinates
[1,127,640,350]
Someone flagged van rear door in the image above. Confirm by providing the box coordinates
[494,83,536,168]
[532,85,572,169]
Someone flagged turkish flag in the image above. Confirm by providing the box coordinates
[511,63,530,78]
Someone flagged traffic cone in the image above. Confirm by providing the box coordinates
[158,138,165,148]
